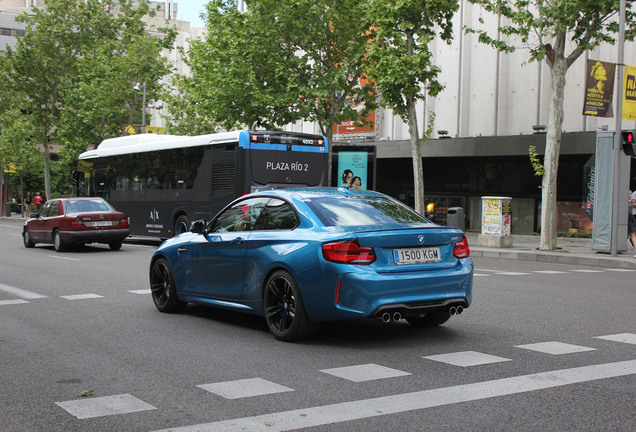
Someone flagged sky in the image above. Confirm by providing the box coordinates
[176,0,208,28]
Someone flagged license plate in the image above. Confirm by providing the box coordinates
[91,221,112,227]
[393,247,441,264]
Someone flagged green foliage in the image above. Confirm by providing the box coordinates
[1,0,176,198]
[364,0,458,121]
[167,0,375,138]
[465,1,635,66]
[528,145,545,177]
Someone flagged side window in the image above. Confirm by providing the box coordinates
[210,197,270,233]
[254,199,299,230]
[39,202,51,217]
[48,202,59,217]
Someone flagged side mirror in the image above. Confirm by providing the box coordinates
[190,219,207,234]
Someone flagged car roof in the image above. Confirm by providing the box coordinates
[249,187,386,201]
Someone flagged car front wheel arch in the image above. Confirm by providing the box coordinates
[263,269,319,342]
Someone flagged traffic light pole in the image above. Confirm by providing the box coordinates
[611,0,626,257]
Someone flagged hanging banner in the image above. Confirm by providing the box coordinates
[622,65,636,120]
[582,59,615,117]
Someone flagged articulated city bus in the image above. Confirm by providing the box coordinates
[76,130,328,238]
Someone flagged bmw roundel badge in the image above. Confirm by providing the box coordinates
[417,235,425,244]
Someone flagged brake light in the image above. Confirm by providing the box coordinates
[453,236,470,259]
[120,218,129,227]
[70,218,84,228]
[322,241,376,264]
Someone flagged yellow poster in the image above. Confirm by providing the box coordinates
[622,65,636,120]
[582,59,615,117]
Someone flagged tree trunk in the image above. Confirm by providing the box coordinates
[324,122,334,187]
[540,57,567,250]
[43,140,52,202]
[406,94,424,214]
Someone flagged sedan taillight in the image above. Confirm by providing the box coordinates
[70,218,85,228]
[119,218,129,227]
[322,241,376,265]
[453,235,470,259]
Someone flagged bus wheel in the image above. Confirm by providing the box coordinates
[173,215,189,236]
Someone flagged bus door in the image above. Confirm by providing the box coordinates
[245,132,328,189]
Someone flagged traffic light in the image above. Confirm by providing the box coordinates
[621,130,636,156]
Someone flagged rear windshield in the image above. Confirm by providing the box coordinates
[304,196,429,227]
[65,199,114,213]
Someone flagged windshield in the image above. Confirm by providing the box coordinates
[305,196,429,227]
[65,199,115,213]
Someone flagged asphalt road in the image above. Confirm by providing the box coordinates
[1,218,634,432]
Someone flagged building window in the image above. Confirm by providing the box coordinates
[1,28,12,36]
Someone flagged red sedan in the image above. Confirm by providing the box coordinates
[23,197,130,252]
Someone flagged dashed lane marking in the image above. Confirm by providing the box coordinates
[0,283,47,299]
[0,299,29,306]
[47,255,81,261]
[515,341,596,355]
[423,351,512,367]
[153,360,636,432]
[319,363,411,382]
[198,378,294,400]
[56,393,156,419]
[60,294,103,300]
[595,333,636,345]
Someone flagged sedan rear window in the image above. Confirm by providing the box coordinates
[305,196,429,227]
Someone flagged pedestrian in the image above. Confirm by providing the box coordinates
[629,186,636,257]
[33,191,43,212]
[24,192,32,216]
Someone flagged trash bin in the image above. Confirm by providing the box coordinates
[4,205,11,217]
[447,207,465,232]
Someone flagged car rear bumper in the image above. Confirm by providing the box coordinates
[303,258,473,322]
[61,229,130,244]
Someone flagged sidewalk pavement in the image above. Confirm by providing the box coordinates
[2,213,635,270]
[466,232,636,270]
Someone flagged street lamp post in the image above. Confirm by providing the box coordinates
[133,82,147,133]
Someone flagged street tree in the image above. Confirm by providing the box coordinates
[3,0,175,199]
[363,0,458,215]
[466,0,635,250]
[168,0,375,184]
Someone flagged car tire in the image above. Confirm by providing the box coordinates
[173,215,189,237]
[150,258,187,313]
[109,241,123,250]
[53,230,67,252]
[263,270,319,342]
[406,310,451,327]
[23,230,35,248]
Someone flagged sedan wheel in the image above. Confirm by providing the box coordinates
[23,230,35,248]
[150,258,187,313]
[53,230,67,252]
[108,241,123,250]
[264,270,318,342]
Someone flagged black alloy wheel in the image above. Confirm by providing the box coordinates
[150,258,187,313]
[263,270,318,342]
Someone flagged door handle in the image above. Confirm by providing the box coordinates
[178,247,187,252]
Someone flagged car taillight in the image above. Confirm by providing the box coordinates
[70,218,84,228]
[453,235,470,259]
[322,241,376,264]
[119,218,129,227]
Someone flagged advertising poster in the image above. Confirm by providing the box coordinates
[622,65,636,120]
[337,151,368,189]
[582,59,615,117]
